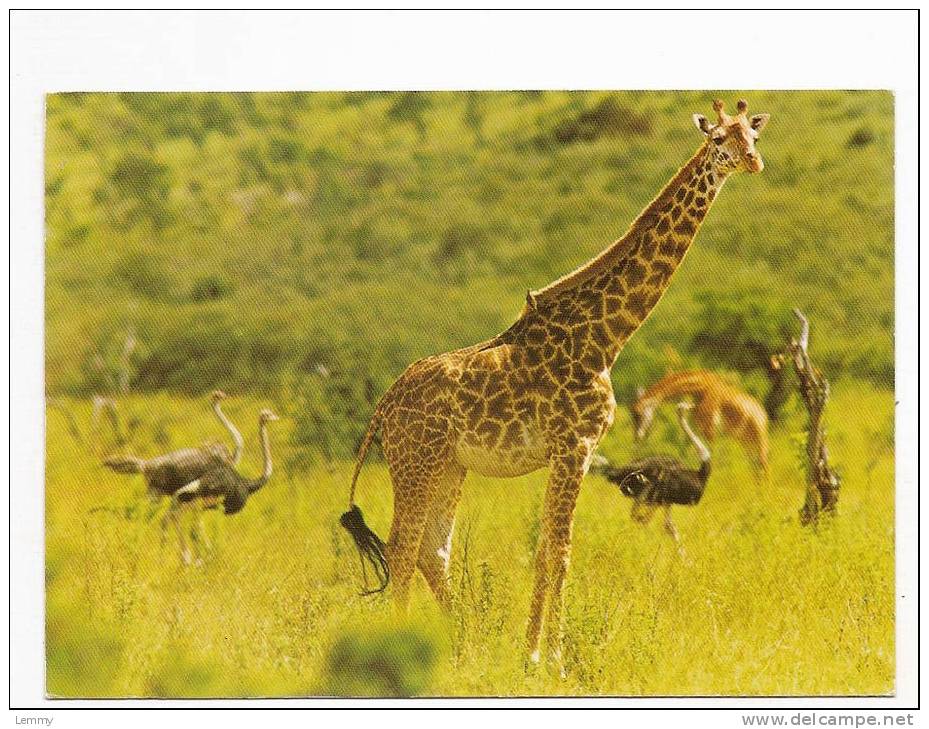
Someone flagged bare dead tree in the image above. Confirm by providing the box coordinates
[787,309,840,525]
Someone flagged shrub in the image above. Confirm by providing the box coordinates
[105,152,175,229]
[435,223,488,264]
[549,97,652,147]
[319,624,438,697]
[386,92,432,139]
[114,252,175,301]
[688,289,797,420]
[847,126,876,148]
[190,275,232,302]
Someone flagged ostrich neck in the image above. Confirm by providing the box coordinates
[248,421,273,492]
[213,402,244,465]
[679,413,710,464]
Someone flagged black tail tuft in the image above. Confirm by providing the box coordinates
[340,505,389,595]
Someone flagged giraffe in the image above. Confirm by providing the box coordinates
[340,99,770,668]
[630,370,769,475]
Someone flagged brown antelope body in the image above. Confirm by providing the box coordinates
[631,370,769,474]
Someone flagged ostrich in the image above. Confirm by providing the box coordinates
[171,409,279,563]
[102,390,244,494]
[591,402,711,553]
[204,389,245,466]
[101,390,245,559]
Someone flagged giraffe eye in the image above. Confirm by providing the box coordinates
[712,136,724,146]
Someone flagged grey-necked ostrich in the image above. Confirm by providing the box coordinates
[171,409,279,563]
[591,402,711,553]
[101,390,245,560]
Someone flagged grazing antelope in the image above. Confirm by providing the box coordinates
[630,370,768,475]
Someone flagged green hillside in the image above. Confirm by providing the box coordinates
[45,91,894,459]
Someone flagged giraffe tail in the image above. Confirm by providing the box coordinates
[347,406,384,509]
[340,406,389,594]
[340,505,389,595]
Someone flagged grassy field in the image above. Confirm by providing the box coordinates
[45,382,894,697]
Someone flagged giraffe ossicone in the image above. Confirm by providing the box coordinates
[340,98,770,668]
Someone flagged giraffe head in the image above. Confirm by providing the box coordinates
[693,99,769,174]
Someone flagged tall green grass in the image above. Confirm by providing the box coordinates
[46,383,893,697]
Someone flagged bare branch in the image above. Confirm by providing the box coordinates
[782,312,839,525]
[793,308,809,354]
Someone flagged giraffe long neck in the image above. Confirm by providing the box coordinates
[247,422,273,493]
[530,143,729,368]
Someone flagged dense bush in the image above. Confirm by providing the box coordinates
[45,91,894,455]
[548,96,652,146]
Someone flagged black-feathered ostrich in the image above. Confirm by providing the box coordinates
[170,408,279,563]
[591,401,711,553]
[175,408,278,514]
[101,390,244,561]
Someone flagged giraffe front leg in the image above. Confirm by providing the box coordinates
[543,462,587,677]
[528,447,589,674]
[525,528,550,666]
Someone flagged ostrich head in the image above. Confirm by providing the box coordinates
[210,390,228,404]
[259,409,280,424]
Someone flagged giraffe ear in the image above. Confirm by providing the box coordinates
[750,113,770,133]
[693,114,712,135]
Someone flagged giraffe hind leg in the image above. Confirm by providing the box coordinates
[384,455,456,611]
[417,463,466,611]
